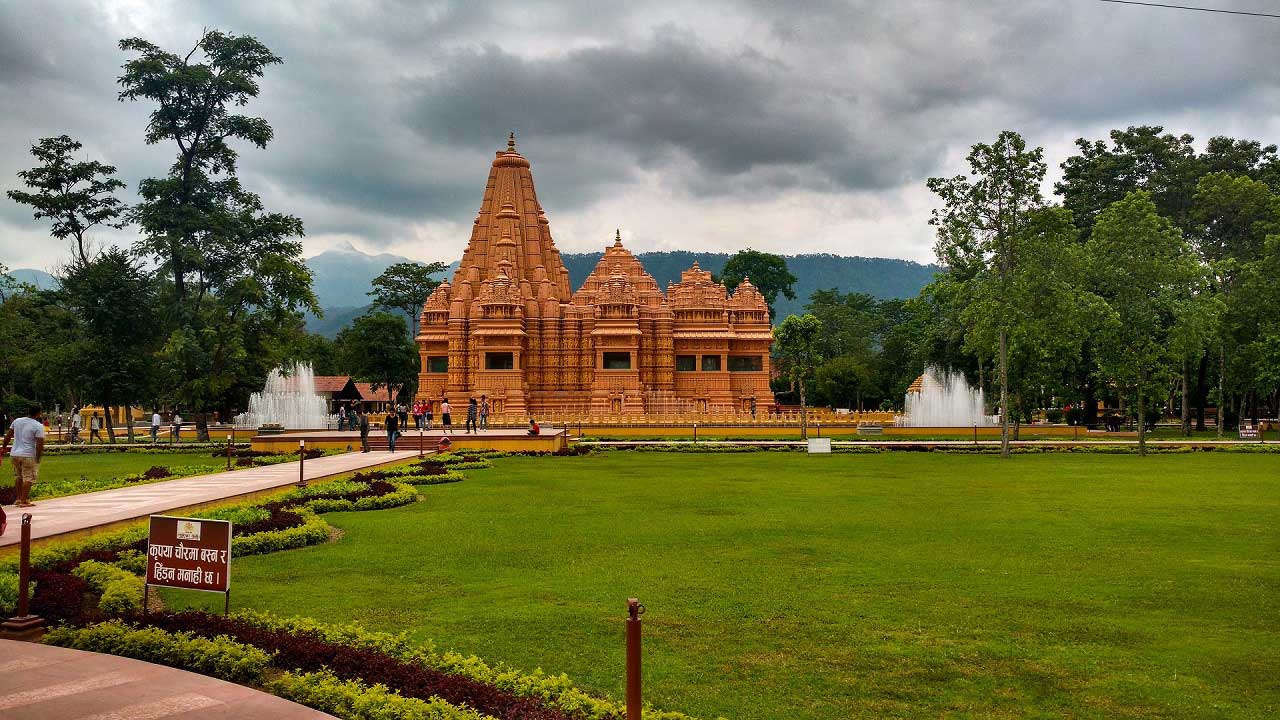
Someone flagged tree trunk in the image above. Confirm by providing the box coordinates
[999,328,1009,458]
[105,404,117,444]
[1217,347,1225,438]
[1181,357,1191,437]
[126,407,135,443]
[196,413,210,442]
[1194,353,1208,431]
[799,379,808,441]
[1137,369,1147,457]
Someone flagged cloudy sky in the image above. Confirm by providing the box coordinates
[1,0,1277,272]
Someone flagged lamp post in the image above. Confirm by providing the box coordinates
[226,433,233,471]
[297,440,307,488]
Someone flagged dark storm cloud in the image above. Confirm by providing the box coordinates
[1,0,1278,266]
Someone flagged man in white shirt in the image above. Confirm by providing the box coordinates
[151,409,162,444]
[2,405,47,507]
[69,407,82,444]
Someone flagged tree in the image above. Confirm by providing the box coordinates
[813,355,875,411]
[7,135,128,264]
[959,206,1104,436]
[720,249,796,319]
[1191,172,1280,434]
[280,330,339,376]
[119,30,317,437]
[368,261,448,338]
[928,130,1046,457]
[336,312,418,405]
[773,314,825,439]
[1087,191,1206,455]
[59,248,159,441]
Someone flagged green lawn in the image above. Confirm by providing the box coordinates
[2,450,228,499]
[167,451,1279,719]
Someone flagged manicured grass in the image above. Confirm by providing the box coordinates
[169,451,1279,719]
[1,450,228,499]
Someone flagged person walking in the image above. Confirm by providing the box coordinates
[69,407,82,444]
[358,409,370,453]
[2,405,47,507]
[479,395,490,431]
[150,408,162,444]
[89,412,102,444]
[337,404,347,431]
[385,408,400,452]
[465,398,478,434]
[440,398,452,434]
[424,399,433,430]
[171,412,182,443]
[397,402,408,430]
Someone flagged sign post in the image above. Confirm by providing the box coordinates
[0,514,45,641]
[145,515,232,615]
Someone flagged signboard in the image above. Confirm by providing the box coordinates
[807,438,832,454]
[145,515,231,593]
[1239,425,1260,440]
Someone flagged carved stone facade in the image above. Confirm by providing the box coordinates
[415,136,775,416]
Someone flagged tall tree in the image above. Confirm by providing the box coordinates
[119,31,317,437]
[773,314,825,439]
[959,206,1104,435]
[720,249,797,320]
[336,312,419,404]
[7,135,128,264]
[928,130,1046,457]
[59,248,158,441]
[1087,191,1206,456]
[368,261,448,338]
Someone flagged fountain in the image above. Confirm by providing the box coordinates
[896,366,998,427]
[235,361,331,429]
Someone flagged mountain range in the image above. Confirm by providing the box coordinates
[4,242,940,337]
[301,242,939,337]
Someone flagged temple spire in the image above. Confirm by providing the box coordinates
[507,132,516,152]
[614,228,623,247]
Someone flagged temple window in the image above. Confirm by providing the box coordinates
[701,355,722,372]
[728,356,763,372]
[602,351,632,370]
[676,355,697,371]
[485,352,515,370]
[428,356,448,373]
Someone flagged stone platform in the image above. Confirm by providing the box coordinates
[0,640,333,719]
[250,427,570,453]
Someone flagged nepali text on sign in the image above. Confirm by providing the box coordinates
[146,515,232,593]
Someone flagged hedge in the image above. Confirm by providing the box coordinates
[231,611,702,720]
[267,670,491,720]
[71,560,144,615]
[231,508,332,557]
[44,621,271,685]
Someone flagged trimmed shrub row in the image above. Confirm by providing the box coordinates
[71,561,144,615]
[268,670,491,720]
[139,611,574,720]
[44,621,271,685]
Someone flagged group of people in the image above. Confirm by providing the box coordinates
[62,407,105,445]
[339,395,541,453]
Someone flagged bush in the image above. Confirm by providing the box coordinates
[267,670,489,720]
[0,571,34,616]
[231,509,332,557]
[1044,409,1064,424]
[71,561,144,615]
[44,621,270,685]
[30,570,91,625]
[229,611,701,720]
[396,472,466,486]
[303,482,418,514]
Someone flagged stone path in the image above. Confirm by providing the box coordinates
[0,450,419,548]
[0,640,334,719]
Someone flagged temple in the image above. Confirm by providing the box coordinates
[415,134,775,417]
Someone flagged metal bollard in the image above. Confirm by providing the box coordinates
[297,440,307,488]
[626,598,644,720]
[226,433,234,471]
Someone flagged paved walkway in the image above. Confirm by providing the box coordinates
[0,640,333,719]
[0,451,419,548]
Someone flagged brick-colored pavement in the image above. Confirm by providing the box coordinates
[0,450,419,548]
[0,640,334,719]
